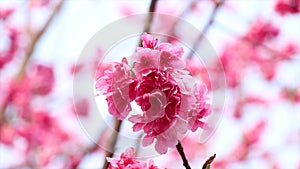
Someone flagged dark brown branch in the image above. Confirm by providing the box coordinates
[202,154,216,169]
[176,141,192,169]
[186,0,226,59]
[138,0,159,46]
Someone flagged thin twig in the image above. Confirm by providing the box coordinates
[214,21,293,60]
[134,133,143,156]
[176,141,192,169]
[102,119,122,169]
[72,129,107,168]
[170,0,201,35]
[186,0,226,59]
[202,154,216,169]
[0,0,64,125]
[138,0,159,47]
[18,0,64,79]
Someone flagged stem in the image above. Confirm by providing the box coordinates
[170,0,200,35]
[202,154,216,169]
[186,0,226,59]
[102,119,122,169]
[72,128,108,169]
[134,133,143,156]
[138,0,159,46]
[176,141,192,169]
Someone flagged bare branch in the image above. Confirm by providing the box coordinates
[101,119,122,169]
[17,0,64,79]
[186,0,226,59]
[176,141,192,169]
[202,154,216,169]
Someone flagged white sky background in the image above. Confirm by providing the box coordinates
[0,0,299,168]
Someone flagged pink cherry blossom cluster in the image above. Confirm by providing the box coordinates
[96,33,211,154]
[1,1,299,168]
[1,64,55,116]
[107,147,158,169]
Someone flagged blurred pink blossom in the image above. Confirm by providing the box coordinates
[275,0,300,15]
[0,27,19,69]
[0,7,14,20]
[244,19,280,43]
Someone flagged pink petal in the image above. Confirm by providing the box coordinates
[159,51,185,71]
[142,135,154,146]
[132,49,159,73]
[158,43,184,58]
[144,90,167,121]
[132,123,145,132]
[141,33,158,48]
[155,138,168,154]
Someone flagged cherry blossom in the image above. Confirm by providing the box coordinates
[97,33,211,154]
[107,147,159,169]
[96,58,134,120]
[1,1,299,168]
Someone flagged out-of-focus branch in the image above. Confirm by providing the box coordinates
[202,154,216,169]
[178,0,200,19]
[214,21,293,60]
[170,0,201,35]
[0,0,64,125]
[176,141,192,169]
[186,0,226,59]
[134,133,143,156]
[101,119,122,169]
[138,0,159,46]
[17,0,64,79]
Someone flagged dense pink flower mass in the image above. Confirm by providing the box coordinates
[96,33,211,154]
[96,58,134,120]
[244,19,279,43]
[107,148,159,169]
[275,0,300,15]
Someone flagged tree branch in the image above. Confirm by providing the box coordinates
[138,0,159,46]
[176,141,192,169]
[186,0,226,59]
[170,0,200,35]
[18,0,64,79]
[101,119,122,169]
[202,153,216,169]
